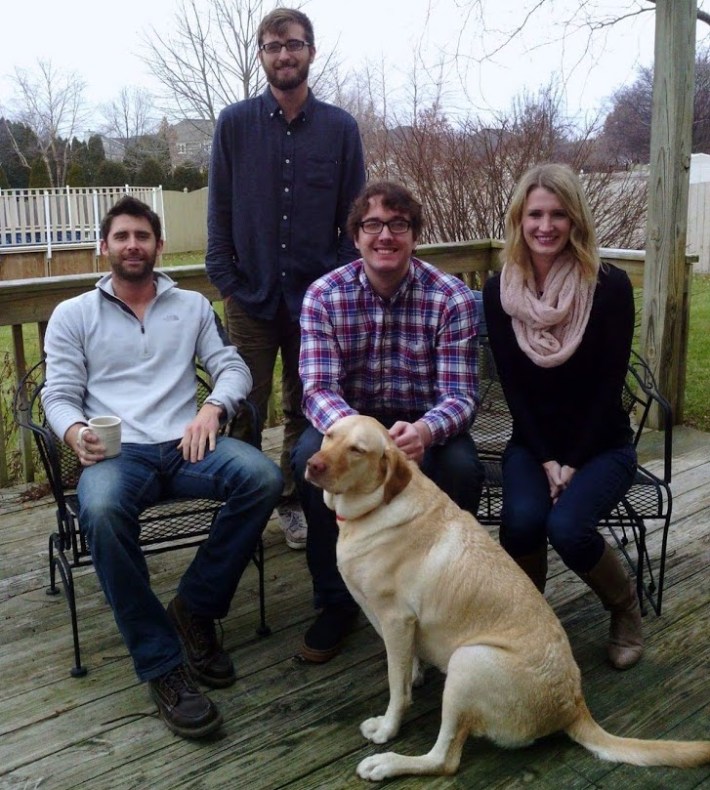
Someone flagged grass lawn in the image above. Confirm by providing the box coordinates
[684,273,710,430]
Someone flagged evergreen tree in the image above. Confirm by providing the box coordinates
[135,157,165,186]
[29,157,51,188]
[66,161,88,186]
[86,135,106,184]
[0,118,36,188]
[96,160,129,186]
[169,164,207,192]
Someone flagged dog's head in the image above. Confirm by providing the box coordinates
[305,415,412,512]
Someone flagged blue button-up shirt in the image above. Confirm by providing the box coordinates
[206,87,366,321]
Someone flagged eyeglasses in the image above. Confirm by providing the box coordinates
[359,219,412,235]
[259,39,311,55]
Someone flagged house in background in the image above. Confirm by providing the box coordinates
[100,136,126,162]
[170,119,214,169]
[98,119,214,171]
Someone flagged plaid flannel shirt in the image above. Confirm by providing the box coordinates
[299,257,480,444]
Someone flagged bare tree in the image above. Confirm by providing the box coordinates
[141,0,345,123]
[599,44,710,164]
[439,1,709,117]
[6,60,88,188]
[345,63,647,253]
[598,68,654,166]
[99,87,163,175]
[101,87,158,144]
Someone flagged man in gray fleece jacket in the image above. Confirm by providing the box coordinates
[42,196,283,739]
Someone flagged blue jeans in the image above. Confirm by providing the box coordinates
[499,442,637,574]
[77,436,283,681]
[225,296,307,501]
[292,421,484,610]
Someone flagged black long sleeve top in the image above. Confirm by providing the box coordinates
[482,264,635,468]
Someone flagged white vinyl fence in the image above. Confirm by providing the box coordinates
[3,182,710,271]
[686,182,710,273]
[0,186,164,255]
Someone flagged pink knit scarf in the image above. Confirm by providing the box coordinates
[499,254,596,368]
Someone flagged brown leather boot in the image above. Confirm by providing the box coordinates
[581,543,643,670]
[513,547,548,593]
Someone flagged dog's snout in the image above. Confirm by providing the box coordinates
[306,454,327,478]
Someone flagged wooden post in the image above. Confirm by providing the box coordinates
[642,0,697,425]
[12,324,34,483]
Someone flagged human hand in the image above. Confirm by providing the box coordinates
[70,423,106,467]
[542,460,564,502]
[559,465,577,488]
[178,403,223,462]
[389,420,431,465]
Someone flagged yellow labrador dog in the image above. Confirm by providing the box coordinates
[305,414,710,781]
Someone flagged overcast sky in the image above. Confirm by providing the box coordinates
[1,0,708,134]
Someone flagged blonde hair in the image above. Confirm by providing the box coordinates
[503,163,600,282]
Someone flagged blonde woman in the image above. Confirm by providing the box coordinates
[483,163,641,669]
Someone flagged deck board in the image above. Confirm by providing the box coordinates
[0,425,708,789]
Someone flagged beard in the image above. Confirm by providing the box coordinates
[109,251,156,283]
[264,58,310,92]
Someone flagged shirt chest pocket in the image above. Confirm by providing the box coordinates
[305,156,337,188]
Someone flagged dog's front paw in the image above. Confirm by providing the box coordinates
[357,752,398,781]
[360,716,398,744]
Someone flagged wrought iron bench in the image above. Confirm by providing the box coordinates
[13,359,270,677]
[472,342,673,616]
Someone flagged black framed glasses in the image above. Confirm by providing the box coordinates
[260,39,311,55]
[359,219,412,235]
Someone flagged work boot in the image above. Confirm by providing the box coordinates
[167,596,236,688]
[580,543,643,670]
[513,546,548,593]
[149,663,222,739]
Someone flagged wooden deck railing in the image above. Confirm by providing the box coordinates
[0,240,695,485]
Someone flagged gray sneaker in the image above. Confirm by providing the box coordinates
[277,505,307,550]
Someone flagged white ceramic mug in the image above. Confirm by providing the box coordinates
[78,416,122,459]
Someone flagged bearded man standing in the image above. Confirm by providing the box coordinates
[205,7,365,551]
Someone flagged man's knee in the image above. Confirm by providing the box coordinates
[427,435,484,511]
[78,497,139,551]
[221,441,283,499]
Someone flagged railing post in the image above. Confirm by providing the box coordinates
[11,324,34,483]
[0,399,7,487]
[44,190,52,271]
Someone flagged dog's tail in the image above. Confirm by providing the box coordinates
[565,702,710,768]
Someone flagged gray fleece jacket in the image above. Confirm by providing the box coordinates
[42,271,252,444]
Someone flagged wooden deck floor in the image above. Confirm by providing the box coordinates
[1,425,708,789]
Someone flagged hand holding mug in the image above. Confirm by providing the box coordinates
[76,416,122,465]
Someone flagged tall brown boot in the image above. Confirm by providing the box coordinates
[513,547,548,594]
[581,543,643,670]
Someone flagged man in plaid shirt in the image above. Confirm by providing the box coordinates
[292,181,485,663]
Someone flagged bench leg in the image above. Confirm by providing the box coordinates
[254,538,271,637]
[47,533,87,678]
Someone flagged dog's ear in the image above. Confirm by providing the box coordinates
[382,446,412,503]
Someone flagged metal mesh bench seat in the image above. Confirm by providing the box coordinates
[13,359,270,677]
[472,343,672,616]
